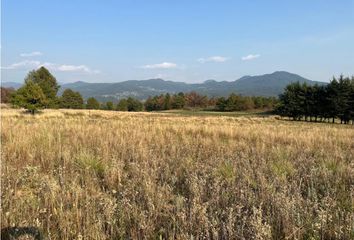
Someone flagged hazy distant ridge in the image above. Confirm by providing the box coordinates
[2,71,325,101]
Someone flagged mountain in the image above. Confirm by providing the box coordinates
[2,71,325,101]
[232,71,322,96]
[0,81,22,89]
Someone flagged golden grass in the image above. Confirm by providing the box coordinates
[1,109,353,239]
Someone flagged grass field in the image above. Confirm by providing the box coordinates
[1,109,353,239]
[159,109,272,118]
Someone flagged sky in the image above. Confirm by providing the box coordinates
[1,0,354,83]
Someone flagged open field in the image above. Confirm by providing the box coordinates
[1,109,353,239]
[159,109,272,118]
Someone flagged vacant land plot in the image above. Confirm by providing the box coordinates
[1,109,353,239]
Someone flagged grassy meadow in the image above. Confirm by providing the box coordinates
[1,108,353,239]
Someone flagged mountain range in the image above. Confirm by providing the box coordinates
[2,71,326,101]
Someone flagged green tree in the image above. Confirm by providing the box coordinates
[11,80,47,114]
[277,76,354,124]
[242,96,255,110]
[25,67,60,107]
[163,93,171,110]
[325,76,351,123]
[144,96,158,111]
[171,92,185,109]
[225,94,241,111]
[350,77,354,124]
[127,97,143,111]
[86,97,100,109]
[215,97,227,111]
[337,76,352,124]
[116,99,128,111]
[104,101,114,110]
[277,82,305,120]
[60,89,84,109]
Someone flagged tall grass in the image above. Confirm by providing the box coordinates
[1,109,353,239]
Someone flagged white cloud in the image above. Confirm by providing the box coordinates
[241,54,260,61]
[1,60,41,69]
[141,62,177,69]
[56,64,100,73]
[197,56,228,63]
[1,60,100,74]
[20,51,43,57]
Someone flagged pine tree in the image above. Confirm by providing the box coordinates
[105,101,114,110]
[11,80,47,114]
[216,97,227,111]
[163,93,171,110]
[171,92,186,109]
[126,97,143,111]
[25,67,60,108]
[60,89,84,109]
[116,99,128,111]
[278,82,304,120]
[350,77,354,124]
[86,97,100,109]
[337,75,351,123]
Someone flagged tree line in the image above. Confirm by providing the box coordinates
[144,92,277,111]
[7,67,352,122]
[4,67,277,113]
[276,75,354,124]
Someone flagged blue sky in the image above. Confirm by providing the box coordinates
[2,0,354,83]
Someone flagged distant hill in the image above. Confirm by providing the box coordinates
[0,81,22,89]
[2,71,326,101]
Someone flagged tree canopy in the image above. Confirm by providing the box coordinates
[276,75,354,124]
[1,87,15,103]
[25,67,60,107]
[86,97,100,109]
[60,89,84,109]
[116,99,128,111]
[126,97,143,111]
[11,80,47,114]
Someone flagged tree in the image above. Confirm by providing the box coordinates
[241,96,255,110]
[1,87,15,103]
[277,82,305,120]
[215,97,227,111]
[60,89,84,109]
[336,76,352,124]
[225,94,242,111]
[86,97,100,109]
[105,101,114,110]
[253,96,264,109]
[127,97,143,111]
[350,77,354,124]
[11,80,47,114]
[116,99,128,111]
[185,92,208,108]
[277,76,354,124]
[326,76,351,123]
[163,93,171,110]
[25,67,60,107]
[171,92,185,109]
[144,96,158,111]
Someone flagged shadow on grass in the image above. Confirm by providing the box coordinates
[1,226,43,240]
[275,117,354,125]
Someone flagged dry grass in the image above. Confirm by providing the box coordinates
[1,109,353,239]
